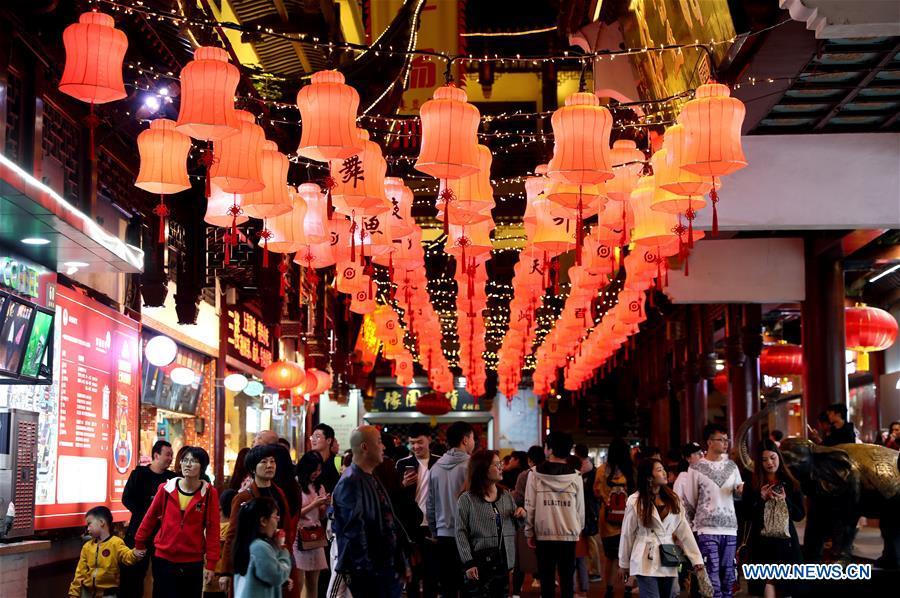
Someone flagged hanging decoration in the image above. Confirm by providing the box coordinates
[135,118,192,243]
[845,305,898,371]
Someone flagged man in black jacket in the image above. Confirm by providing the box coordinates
[120,440,175,598]
[333,425,410,598]
[823,403,858,446]
[395,423,440,598]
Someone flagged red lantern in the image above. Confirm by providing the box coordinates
[760,344,804,377]
[548,92,614,185]
[416,392,451,424]
[210,110,266,194]
[845,305,898,371]
[713,371,729,395]
[242,140,292,219]
[415,85,481,180]
[135,119,192,243]
[175,46,241,141]
[262,360,306,390]
[59,12,128,104]
[296,70,362,162]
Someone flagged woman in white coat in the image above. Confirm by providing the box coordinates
[619,458,706,598]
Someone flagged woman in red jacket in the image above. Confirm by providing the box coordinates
[135,446,220,598]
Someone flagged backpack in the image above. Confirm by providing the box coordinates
[606,486,627,526]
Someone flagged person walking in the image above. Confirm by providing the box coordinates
[69,506,142,598]
[455,450,525,597]
[203,489,236,598]
[744,439,804,598]
[134,446,219,598]
[512,445,544,597]
[427,421,476,598]
[677,424,744,598]
[222,444,296,591]
[618,459,706,598]
[524,431,585,598]
[232,497,294,598]
[395,423,440,598]
[120,440,174,597]
[593,437,635,598]
[294,451,330,598]
[332,425,410,598]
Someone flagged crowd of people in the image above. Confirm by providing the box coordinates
[67,407,895,598]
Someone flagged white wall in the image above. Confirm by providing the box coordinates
[691,133,900,231]
[142,282,219,356]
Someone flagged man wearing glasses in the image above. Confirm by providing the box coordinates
[677,424,744,598]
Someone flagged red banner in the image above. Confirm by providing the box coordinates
[35,286,140,529]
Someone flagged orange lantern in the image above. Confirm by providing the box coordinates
[261,190,307,254]
[330,129,390,217]
[135,119,192,243]
[383,177,417,239]
[631,176,678,248]
[547,92,614,185]
[650,149,706,249]
[415,85,481,180]
[678,82,747,234]
[845,305,898,371]
[242,140,292,219]
[760,344,804,378]
[175,46,241,141]
[438,144,494,228]
[296,70,361,162]
[204,185,249,228]
[210,110,266,194]
[59,12,128,104]
[617,289,646,325]
[262,360,305,393]
[657,124,714,198]
[299,183,329,245]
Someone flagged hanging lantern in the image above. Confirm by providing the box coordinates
[299,183,329,245]
[135,119,192,244]
[845,305,898,371]
[261,189,307,254]
[262,360,305,398]
[383,177,417,239]
[296,70,362,162]
[607,140,645,202]
[417,392,451,425]
[415,85,481,180]
[631,176,678,248]
[657,124,714,198]
[204,185,249,228]
[678,82,747,235]
[713,370,729,395]
[210,110,266,194]
[175,46,241,141]
[242,140,292,219]
[547,92,614,185]
[760,343,804,377]
[59,12,128,104]
[650,149,706,251]
[617,289,646,325]
[438,144,494,230]
[330,129,390,217]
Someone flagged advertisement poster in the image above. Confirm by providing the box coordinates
[34,286,140,529]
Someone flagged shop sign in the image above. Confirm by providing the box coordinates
[226,307,273,370]
[0,256,55,307]
[372,385,483,412]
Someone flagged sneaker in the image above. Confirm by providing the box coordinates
[589,575,603,582]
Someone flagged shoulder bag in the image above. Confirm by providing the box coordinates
[652,530,686,567]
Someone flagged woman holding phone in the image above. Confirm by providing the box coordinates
[294,451,330,597]
[745,439,805,597]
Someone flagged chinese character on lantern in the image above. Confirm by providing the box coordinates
[339,155,364,187]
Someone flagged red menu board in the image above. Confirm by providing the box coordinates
[34,286,140,529]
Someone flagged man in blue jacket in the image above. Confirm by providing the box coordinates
[426,421,476,598]
[333,425,410,598]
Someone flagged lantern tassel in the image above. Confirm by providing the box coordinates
[656,258,662,290]
[324,173,336,218]
[576,188,584,266]
[278,256,288,297]
[200,145,216,199]
[648,289,655,308]
[710,182,719,237]
[686,206,695,249]
[263,236,270,267]
[684,249,690,277]
[153,195,169,244]
[349,212,357,262]
[856,351,870,371]
[664,262,670,287]
[468,260,475,300]
[620,200,627,247]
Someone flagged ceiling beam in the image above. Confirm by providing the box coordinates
[271,0,313,73]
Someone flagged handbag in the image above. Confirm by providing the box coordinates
[761,497,790,539]
[653,531,686,567]
[298,525,328,550]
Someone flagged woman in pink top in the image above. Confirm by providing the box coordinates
[293,451,330,597]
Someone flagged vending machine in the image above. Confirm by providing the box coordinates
[0,408,38,540]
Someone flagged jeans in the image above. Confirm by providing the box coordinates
[636,575,675,598]
[697,533,737,598]
[436,536,463,597]
[574,556,589,591]
[536,540,576,598]
[344,570,403,598]
[151,558,204,598]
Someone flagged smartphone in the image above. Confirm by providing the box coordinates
[404,465,416,475]
[772,483,784,494]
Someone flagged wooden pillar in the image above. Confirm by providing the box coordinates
[742,304,763,448]
[801,240,847,432]
[725,305,747,442]
[683,305,708,443]
[214,283,229,486]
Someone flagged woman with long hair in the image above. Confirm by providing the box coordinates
[619,459,705,598]
[593,437,635,598]
[134,446,219,598]
[456,449,525,597]
[293,451,330,597]
[232,497,293,598]
[745,439,804,597]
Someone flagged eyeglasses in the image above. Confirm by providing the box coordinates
[492,462,503,470]
[709,437,730,444]
[181,458,199,466]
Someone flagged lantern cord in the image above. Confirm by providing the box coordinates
[349,212,357,262]
[200,145,216,198]
[261,221,270,268]
[710,181,719,237]
[278,255,289,297]
[685,205,696,248]
[86,102,99,162]
[620,201,627,248]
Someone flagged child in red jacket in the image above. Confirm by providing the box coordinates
[134,446,219,598]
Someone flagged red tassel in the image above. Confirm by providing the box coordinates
[468,260,475,300]
[684,250,690,277]
[620,200,627,247]
[543,252,550,290]
[648,289,655,308]
[710,183,719,237]
[224,239,231,264]
[263,237,269,267]
[200,145,216,199]
[553,260,560,295]
[350,213,357,262]
[324,174,336,218]
[576,188,584,266]
[439,185,454,238]
[278,257,288,297]
[359,220,367,267]
[664,262,670,287]
[656,257,662,290]
[686,206,696,248]
[153,195,169,244]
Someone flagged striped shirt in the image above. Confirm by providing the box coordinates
[455,490,518,570]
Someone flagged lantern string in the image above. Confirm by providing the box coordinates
[153,194,169,244]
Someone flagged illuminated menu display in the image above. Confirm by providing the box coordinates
[226,307,273,370]
[34,286,140,529]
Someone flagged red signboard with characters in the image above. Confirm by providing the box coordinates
[226,307,273,370]
[34,286,140,529]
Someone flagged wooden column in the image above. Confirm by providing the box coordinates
[801,239,847,431]
[214,283,229,486]
[725,305,747,442]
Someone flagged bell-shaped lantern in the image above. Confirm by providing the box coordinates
[242,141,292,219]
[204,185,249,228]
[175,46,241,141]
[548,92,614,185]
[657,124,714,198]
[650,149,706,248]
[299,183,329,245]
[631,176,677,248]
[383,177,417,239]
[59,12,128,104]
[262,190,307,254]
[415,85,481,180]
[330,129,390,216]
[296,70,361,162]
[210,110,266,194]
[607,140,645,202]
[136,119,192,194]
[530,197,574,257]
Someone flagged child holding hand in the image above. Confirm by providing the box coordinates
[69,506,143,598]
